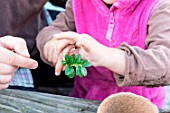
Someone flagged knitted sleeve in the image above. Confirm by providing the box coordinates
[115,0,170,87]
[36,0,75,66]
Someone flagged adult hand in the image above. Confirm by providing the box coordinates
[0,36,38,90]
[43,36,75,75]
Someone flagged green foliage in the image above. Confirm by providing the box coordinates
[62,54,91,78]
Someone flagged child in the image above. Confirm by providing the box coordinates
[37,0,170,108]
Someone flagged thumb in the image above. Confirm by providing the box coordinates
[0,36,30,57]
[14,44,30,58]
[0,47,38,69]
[13,39,30,58]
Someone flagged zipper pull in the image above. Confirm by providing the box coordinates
[106,13,114,41]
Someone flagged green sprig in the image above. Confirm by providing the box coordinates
[62,54,92,78]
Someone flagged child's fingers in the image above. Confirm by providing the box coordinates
[62,66,66,71]
[44,39,75,65]
[68,48,79,56]
[51,48,58,66]
[43,41,51,61]
[44,41,58,65]
[47,45,54,62]
[62,45,75,60]
[76,38,91,53]
[69,48,86,60]
[55,45,75,76]
[53,32,81,42]
[55,53,63,76]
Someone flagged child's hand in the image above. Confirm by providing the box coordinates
[45,32,126,75]
[43,36,75,75]
[53,32,110,67]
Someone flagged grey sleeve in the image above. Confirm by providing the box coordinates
[114,0,170,87]
[36,0,75,65]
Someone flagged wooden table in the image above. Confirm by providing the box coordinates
[0,89,169,113]
[0,89,100,113]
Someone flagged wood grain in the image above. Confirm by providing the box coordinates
[0,89,100,113]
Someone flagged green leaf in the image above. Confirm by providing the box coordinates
[62,54,91,78]
[84,62,92,67]
[65,66,75,78]
[75,54,81,63]
[76,66,84,77]
[82,60,92,67]
[81,67,87,76]
[62,60,67,66]
[65,54,69,61]
[70,54,75,59]
[68,54,75,65]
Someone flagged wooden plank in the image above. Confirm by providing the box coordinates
[0,89,169,113]
[0,89,100,113]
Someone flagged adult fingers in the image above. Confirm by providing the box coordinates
[0,47,38,69]
[0,74,14,84]
[0,36,30,57]
[0,84,10,90]
[0,63,18,75]
[55,45,75,75]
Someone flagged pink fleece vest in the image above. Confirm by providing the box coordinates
[72,0,165,108]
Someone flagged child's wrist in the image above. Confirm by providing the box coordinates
[104,48,126,75]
